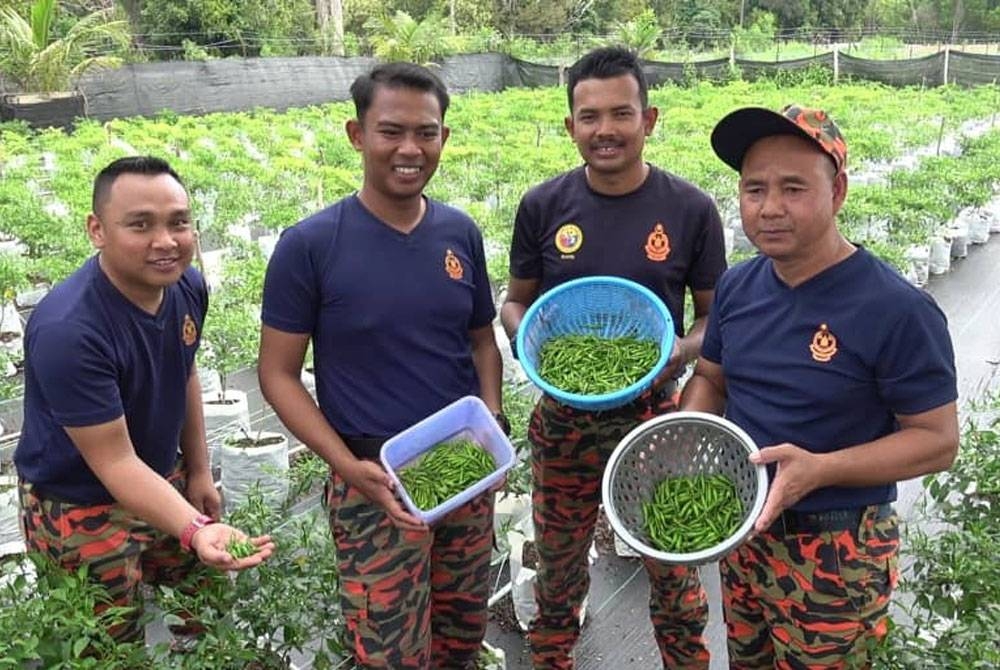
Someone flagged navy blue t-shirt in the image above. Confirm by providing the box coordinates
[701,247,957,512]
[15,256,207,504]
[509,165,726,336]
[261,195,496,438]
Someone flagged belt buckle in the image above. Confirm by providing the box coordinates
[780,507,869,536]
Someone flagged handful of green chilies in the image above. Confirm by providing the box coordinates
[538,334,660,395]
[398,438,496,511]
[226,536,257,559]
[643,473,744,553]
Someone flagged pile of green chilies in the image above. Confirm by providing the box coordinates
[643,473,744,553]
[537,334,659,395]
[226,536,257,559]
[398,438,496,511]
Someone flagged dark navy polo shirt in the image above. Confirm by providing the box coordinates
[702,247,957,512]
[15,257,207,504]
[508,165,726,336]
[261,195,496,438]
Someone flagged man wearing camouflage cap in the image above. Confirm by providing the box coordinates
[680,105,959,667]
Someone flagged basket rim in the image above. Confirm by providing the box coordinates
[600,411,769,565]
[515,275,675,409]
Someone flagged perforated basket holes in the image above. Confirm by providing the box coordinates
[608,420,760,545]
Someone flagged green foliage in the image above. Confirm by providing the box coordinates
[198,243,263,396]
[731,10,777,56]
[872,395,1000,667]
[138,0,315,58]
[501,380,535,496]
[0,251,27,300]
[605,8,662,58]
[154,490,347,669]
[493,0,582,36]
[0,0,131,92]
[0,554,151,668]
[364,10,451,64]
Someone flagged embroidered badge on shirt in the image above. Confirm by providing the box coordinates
[644,222,670,262]
[445,248,464,280]
[809,323,838,362]
[555,223,583,256]
[182,314,198,346]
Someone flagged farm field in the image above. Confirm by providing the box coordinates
[2,76,1000,668]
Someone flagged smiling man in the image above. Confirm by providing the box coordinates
[681,105,959,668]
[15,156,274,648]
[500,47,726,669]
[258,63,505,669]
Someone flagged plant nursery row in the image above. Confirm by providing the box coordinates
[2,77,1000,668]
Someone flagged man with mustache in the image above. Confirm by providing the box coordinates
[500,46,727,669]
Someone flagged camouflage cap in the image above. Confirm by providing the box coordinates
[710,104,847,175]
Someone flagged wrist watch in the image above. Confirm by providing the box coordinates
[180,513,215,552]
[493,411,511,436]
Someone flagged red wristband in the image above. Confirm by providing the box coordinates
[179,514,215,552]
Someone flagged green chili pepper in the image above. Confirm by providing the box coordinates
[226,536,257,559]
[642,474,744,553]
[538,334,660,395]
[398,438,496,511]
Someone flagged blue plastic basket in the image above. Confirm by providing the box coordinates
[516,276,675,411]
[380,396,516,525]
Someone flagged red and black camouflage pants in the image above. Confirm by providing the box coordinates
[18,462,204,642]
[722,505,899,669]
[326,470,494,669]
[528,389,710,669]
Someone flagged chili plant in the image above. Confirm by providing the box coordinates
[872,394,1000,667]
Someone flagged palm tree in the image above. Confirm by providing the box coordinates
[365,11,450,66]
[606,10,663,60]
[0,0,131,94]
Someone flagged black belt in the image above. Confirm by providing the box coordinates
[340,435,390,460]
[771,503,894,537]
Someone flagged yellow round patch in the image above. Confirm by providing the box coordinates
[555,224,583,254]
[182,314,198,346]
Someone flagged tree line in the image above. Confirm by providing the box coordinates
[1,0,999,62]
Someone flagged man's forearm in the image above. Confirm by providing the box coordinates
[679,368,727,415]
[472,340,503,413]
[677,316,708,366]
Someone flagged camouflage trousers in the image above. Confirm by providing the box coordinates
[528,388,710,670]
[721,505,900,669]
[326,471,494,669]
[18,462,204,642]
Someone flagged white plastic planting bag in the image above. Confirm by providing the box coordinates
[507,513,593,632]
[0,477,22,551]
[221,432,289,513]
[929,237,952,275]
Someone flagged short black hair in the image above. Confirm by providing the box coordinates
[92,156,184,214]
[566,46,649,112]
[350,62,450,124]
